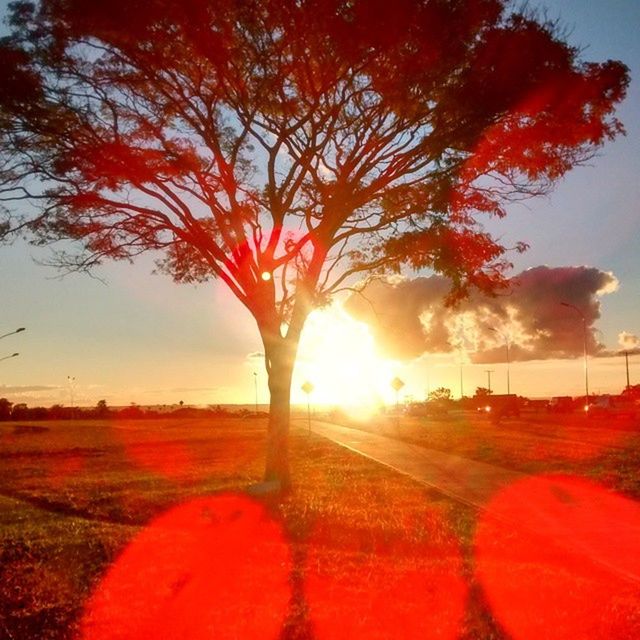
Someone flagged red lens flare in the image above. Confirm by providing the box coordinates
[80,494,292,640]
[475,475,640,639]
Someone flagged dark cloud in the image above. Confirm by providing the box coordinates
[345,266,618,363]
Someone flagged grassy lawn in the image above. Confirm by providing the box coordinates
[2,415,639,638]
[1,418,499,639]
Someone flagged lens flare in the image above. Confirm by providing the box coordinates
[475,475,640,639]
[80,495,292,640]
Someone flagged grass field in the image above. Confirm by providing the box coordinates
[1,414,639,639]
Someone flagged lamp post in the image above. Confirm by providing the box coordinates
[561,302,589,405]
[624,351,631,389]
[67,376,76,415]
[0,329,24,365]
[253,371,258,414]
[0,327,25,341]
[490,327,511,395]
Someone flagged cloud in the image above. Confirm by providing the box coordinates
[141,387,220,395]
[345,266,618,363]
[618,332,640,355]
[0,385,61,394]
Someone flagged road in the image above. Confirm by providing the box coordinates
[300,418,523,509]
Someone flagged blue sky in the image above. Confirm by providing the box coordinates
[0,1,638,407]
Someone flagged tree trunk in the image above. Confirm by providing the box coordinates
[263,336,298,490]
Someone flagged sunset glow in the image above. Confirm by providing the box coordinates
[294,307,399,415]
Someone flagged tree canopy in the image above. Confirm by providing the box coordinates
[1,0,628,308]
[0,0,629,483]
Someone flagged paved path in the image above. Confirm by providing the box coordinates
[301,419,524,509]
[300,419,640,586]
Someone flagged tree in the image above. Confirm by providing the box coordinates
[622,384,640,399]
[474,386,492,398]
[428,387,452,403]
[0,397,12,420]
[0,0,628,487]
[95,399,110,417]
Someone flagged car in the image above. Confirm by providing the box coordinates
[547,396,575,413]
[481,395,521,424]
[586,395,639,420]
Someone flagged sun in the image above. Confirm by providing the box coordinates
[294,306,398,418]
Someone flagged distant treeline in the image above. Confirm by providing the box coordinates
[0,398,268,421]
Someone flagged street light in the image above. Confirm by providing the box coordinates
[67,376,76,414]
[561,302,589,405]
[0,352,19,363]
[0,327,25,341]
[624,351,631,389]
[253,371,258,414]
[490,327,511,395]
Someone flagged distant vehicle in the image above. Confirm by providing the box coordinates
[547,396,575,413]
[524,398,549,412]
[479,394,521,424]
[586,395,639,420]
[586,395,614,416]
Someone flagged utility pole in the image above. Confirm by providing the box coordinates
[625,351,630,389]
[485,370,494,393]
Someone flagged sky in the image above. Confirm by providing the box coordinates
[0,0,639,409]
